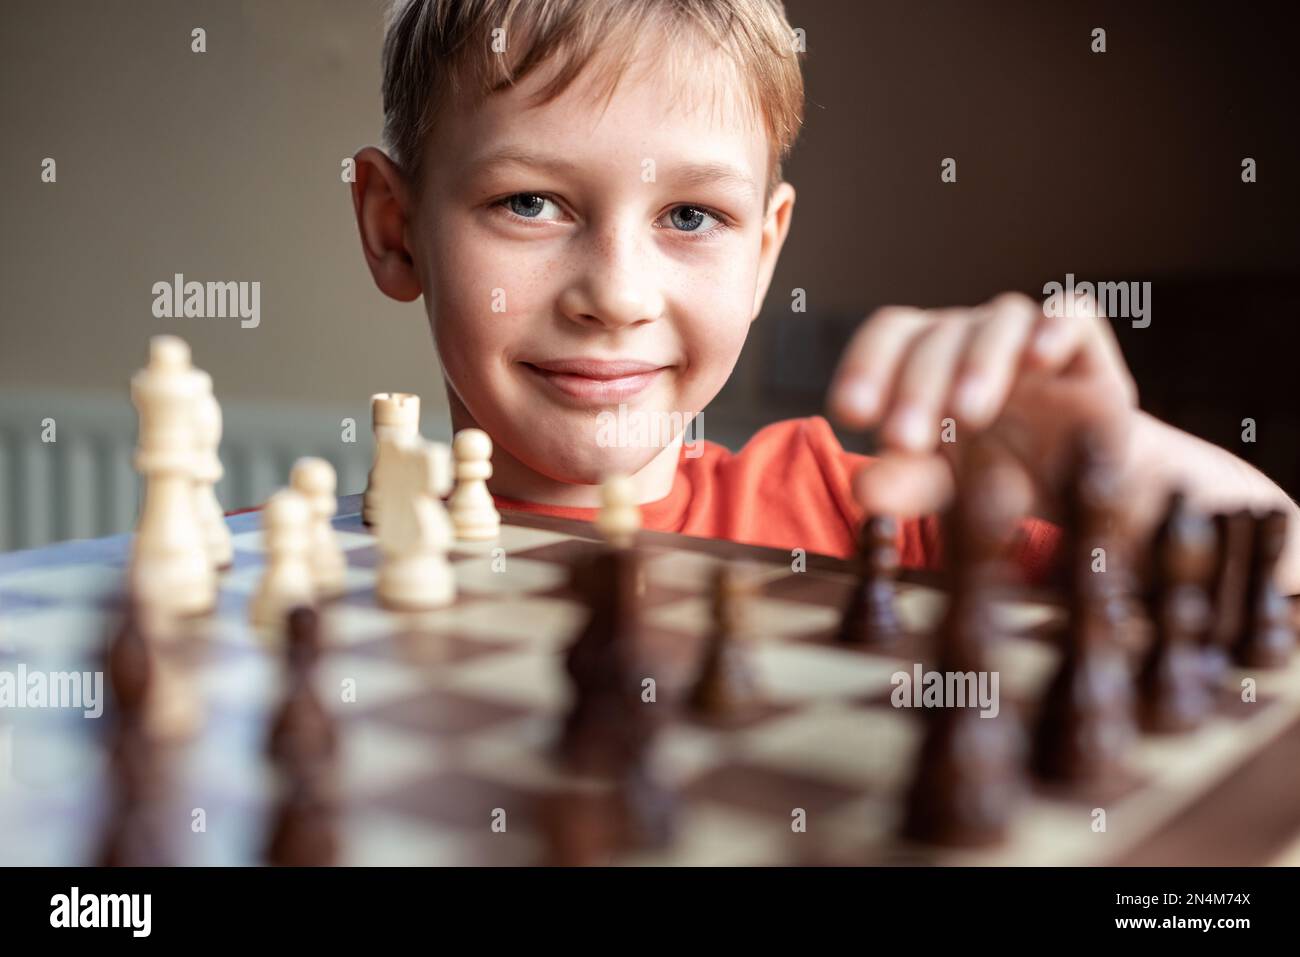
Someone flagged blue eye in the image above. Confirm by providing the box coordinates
[499,193,563,221]
[668,206,712,232]
[508,194,546,217]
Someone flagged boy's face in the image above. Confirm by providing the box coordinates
[405,43,794,488]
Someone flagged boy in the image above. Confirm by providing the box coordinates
[349,0,1300,590]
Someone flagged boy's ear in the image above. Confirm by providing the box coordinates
[751,182,796,322]
[350,146,423,303]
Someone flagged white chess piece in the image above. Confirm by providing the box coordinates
[249,489,315,630]
[376,436,456,610]
[291,457,347,598]
[597,474,641,547]
[449,428,500,540]
[362,392,420,528]
[192,369,233,571]
[129,336,217,620]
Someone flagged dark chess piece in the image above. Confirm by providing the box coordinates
[1031,433,1135,784]
[106,599,153,718]
[1205,510,1253,686]
[1136,492,1215,733]
[98,801,173,867]
[559,547,652,776]
[617,763,678,851]
[1233,509,1296,669]
[265,771,340,866]
[837,515,905,647]
[687,563,763,719]
[267,606,337,768]
[542,790,622,866]
[901,444,1024,848]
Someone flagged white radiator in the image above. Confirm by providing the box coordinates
[0,388,450,553]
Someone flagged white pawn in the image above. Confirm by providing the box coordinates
[449,428,500,541]
[376,437,456,610]
[192,370,233,571]
[250,489,315,630]
[291,457,347,598]
[597,474,641,548]
[363,392,420,528]
[129,335,217,620]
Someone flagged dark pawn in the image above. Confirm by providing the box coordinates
[285,605,323,670]
[1233,510,1296,669]
[98,802,173,867]
[560,548,651,776]
[617,763,678,851]
[105,600,153,719]
[837,515,905,647]
[687,563,763,719]
[1031,432,1135,784]
[1205,510,1253,686]
[265,773,339,867]
[267,606,336,768]
[1137,493,1215,733]
[542,791,621,866]
[902,445,1023,848]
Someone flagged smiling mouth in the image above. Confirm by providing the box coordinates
[520,359,670,404]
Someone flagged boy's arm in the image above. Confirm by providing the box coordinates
[826,292,1300,592]
[1124,411,1300,593]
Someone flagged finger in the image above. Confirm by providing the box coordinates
[1030,291,1137,402]
[952,293,1039,428]
[853,451,955,518]
[828,307,930,428]
[880,314,972,453]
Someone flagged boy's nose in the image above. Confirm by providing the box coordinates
[557,237,666,330]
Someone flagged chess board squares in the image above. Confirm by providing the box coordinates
[358,687,534,738]
[619,801,791,867]
[363,595,588,650]
[436,646,569,714]
[639,549,790,594]
[644,594,842,642]
[729,701,920,793]
[198,650,431,716]
[755,642,906,704]
[227,528,375,555]
[450,555,568,596]
[0,605,111,655]
[339,809,541,866]
[0,562,125,607]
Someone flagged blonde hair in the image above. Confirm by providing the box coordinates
[381,0,805,201]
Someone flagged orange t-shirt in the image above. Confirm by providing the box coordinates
[494,416,1063,584]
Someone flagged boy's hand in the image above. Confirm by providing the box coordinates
[828,292,1139,520]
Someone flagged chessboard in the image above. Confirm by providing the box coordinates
[3,494,1300,867]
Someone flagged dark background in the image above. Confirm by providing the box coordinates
[719,0,1300,498]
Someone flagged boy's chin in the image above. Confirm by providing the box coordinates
[526,441,670,486]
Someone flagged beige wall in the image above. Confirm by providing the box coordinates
[0,0,446,413]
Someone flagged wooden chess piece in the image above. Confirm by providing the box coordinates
[264,771,339,867]
[267,608,337,769]
[837,515,905,647]
[901,443,1023,847]
[1205,510,1253,685]
[128,335,217,619]
[687,562,763,719]
[1233,509,1296,669]
[291,457,347,599]
[362,392,420,528]
[1136,492,1215,733]
[375,436,456,610]
[560,547,649,776]
[250,490,316,630]
[449,428,500,540]
[192,368,233,571]
[1031,433,1135,784]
